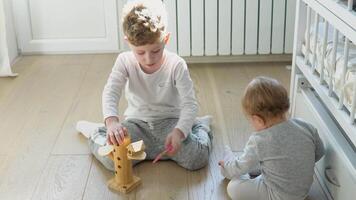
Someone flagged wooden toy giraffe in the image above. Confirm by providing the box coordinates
[98,136,146,194]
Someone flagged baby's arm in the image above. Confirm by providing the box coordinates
[312,128,325,162]
[294,118,325,162]
[220,137,259,179]
[174,61,198,137]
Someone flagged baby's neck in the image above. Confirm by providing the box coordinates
[264,114,287,129]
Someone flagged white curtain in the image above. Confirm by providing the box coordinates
[0,0,17,77]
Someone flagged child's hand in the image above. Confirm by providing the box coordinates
[105,117,127,145]
[218,160,225,167]
[164,128,185,156]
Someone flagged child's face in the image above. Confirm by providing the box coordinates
[129,40,166,73]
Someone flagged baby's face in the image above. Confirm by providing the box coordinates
[129,41,165,74]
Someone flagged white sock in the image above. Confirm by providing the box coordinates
[76,120,104,139]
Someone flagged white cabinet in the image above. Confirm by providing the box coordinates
[292,77,356,200]
[12,0,119,53]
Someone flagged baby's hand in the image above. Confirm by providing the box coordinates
[218,160,225,167]
[105,117,127,145]
[164,128,185,156]
[223,145,235,161]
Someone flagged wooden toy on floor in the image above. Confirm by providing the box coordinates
[98,137,146,194]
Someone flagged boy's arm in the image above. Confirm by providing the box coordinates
[174,61,198,138]
[220,137,260,179]
[102,54,128,122]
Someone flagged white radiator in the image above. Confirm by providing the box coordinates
[161,0,297,56]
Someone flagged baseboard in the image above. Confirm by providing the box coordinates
[20,52,292,64]
[183,54,292,64]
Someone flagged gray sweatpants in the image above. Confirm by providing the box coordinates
[88,118,212,171]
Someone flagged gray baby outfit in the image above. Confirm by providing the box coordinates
[221,118,325,200]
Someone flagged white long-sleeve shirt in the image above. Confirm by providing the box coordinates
[102,50,198,137]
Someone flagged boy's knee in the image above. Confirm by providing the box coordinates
[179,149,209,171]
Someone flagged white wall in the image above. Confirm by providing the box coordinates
[3,0,18,63]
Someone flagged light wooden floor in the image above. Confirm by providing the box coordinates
[0,55,328,200]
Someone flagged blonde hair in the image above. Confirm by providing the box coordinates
[122,0,168,46]
[242,76,290,120]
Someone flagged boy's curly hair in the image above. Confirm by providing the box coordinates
[122,0,168,46]
[242,76,290,120]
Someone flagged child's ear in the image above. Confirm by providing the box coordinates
[163,32,170,44]
[124,36,132,47]
[251,115,266,126]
